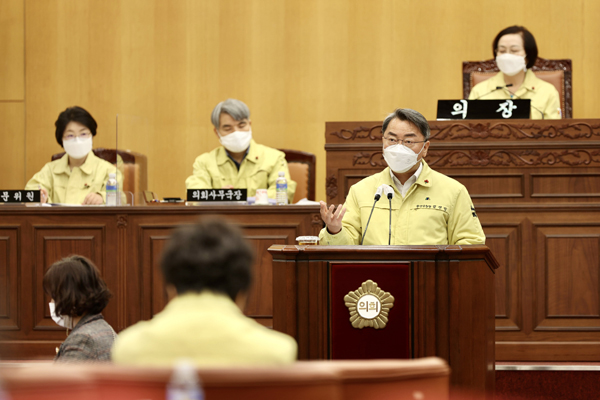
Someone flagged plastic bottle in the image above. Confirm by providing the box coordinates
[276,171,288,205]
[106,173,117,206]
[166,361,204,400]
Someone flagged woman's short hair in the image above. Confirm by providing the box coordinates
[43,255,111,317]
[161,219,254,300]
[492,25,538,69]
[382,108,431,141]
[55,106,98,147]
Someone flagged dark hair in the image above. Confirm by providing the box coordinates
[161,219,254,300]
[43,255,111,317]
[55,106,98,147]
[492,26,538,69]
[381,108,431,140]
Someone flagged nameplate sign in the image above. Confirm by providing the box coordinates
[437,99,530,120]
[187,189,248,202]
[0,190,41,203]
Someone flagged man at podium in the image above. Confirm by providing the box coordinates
[319,108,485,246]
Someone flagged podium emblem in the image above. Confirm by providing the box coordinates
[344,280,395,329]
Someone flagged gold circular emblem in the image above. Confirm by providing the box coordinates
[344,280,395,329]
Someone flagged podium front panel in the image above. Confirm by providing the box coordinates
[330,262,410,359]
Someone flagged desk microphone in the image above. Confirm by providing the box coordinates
[361,185,385,245]
[382,185,395,245]
[474,84,514,100]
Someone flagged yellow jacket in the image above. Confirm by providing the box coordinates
[319,161,485,246]
[111,291,297,367]
[185,140,297,200]
[468,70,561,119]
[25,152,121,205]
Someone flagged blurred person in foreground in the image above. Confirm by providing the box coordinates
[44,255,116,362]
[185,98,296,201]
[319,108,485,246]
[25,106,122,204]
[112,219,297,366]
[468,25,561,119]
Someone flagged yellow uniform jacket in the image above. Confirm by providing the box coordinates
[468,70,561,119]
[112,291,297,366]
[25,152,121,205]
[185,140,297,201]
[319,161,485,246]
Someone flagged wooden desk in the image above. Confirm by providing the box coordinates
[325,119,600,362]
[0,204,321,360]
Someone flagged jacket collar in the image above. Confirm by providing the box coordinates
[71,313,103,333]
[216,139,258,166]
[496,69,538,96]
[54,151,97,175]
[381,160,433,191]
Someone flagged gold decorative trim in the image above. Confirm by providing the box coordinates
[344,280,395,329]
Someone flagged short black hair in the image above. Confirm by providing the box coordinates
[161,219,254,300]
[43,255,111,317]
[55,106,98,147]
[381,108,430,141]
[492,26,538,69]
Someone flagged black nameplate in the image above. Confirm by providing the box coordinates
[187,189,248,202]
[0,190,41,203]
[437,99,530,120]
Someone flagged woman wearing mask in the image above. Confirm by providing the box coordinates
[44,255,116,362]
[25,106,119,204]
[468,26,561,119]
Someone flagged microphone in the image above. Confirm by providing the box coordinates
[361,185,385,245]
[473,84,513,100]
[382,185,395,245]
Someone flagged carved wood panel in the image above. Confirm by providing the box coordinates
[0,227,19,330]
[534,224,600,331]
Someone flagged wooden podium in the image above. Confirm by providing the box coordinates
[269,244,499,395]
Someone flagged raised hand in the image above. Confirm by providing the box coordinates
[319,201,346,234]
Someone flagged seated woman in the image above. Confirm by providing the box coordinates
[468,26,561,119]
[25,106,120,204]
[44,255,116,362]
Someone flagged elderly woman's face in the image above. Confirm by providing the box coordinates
[496,34,526,58]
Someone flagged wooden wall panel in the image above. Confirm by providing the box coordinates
[0,227,19,330]
[0,103,25,190]
[33,226,105,331]
[15,0,600,203]
[484,225,521,332]
[0,0,24,99]
[534,224,600,331]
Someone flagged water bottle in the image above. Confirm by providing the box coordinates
[166,361,204,400]
[276,171,288,205]
[106,173,117,206]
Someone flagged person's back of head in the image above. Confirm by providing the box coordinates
[161,218,254,301]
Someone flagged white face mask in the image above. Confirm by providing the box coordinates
[218,129,252,153]
[496,53,526,76]
[63,136,93,159]
[383,143,425,173]
[49,302,72,329]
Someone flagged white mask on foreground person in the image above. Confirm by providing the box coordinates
[63,136,93,159]
[496,53,526,76]
[383,143,425,173]
[49,302,73,329]
[218,129,252,153]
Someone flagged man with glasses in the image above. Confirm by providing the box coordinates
[319,108,485,246]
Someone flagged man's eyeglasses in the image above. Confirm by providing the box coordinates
[383,136,426,148]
